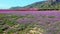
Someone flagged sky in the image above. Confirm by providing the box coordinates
[0,0,45,9]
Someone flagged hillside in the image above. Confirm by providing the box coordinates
[24,1,60,9]
[9,0,60,10]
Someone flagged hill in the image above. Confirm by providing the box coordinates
[24,0,60,9]
[9,0,60,10]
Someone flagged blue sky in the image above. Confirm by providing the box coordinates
[0,0,45,9]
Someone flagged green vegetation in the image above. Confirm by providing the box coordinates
[0,14,60,34]
[48,16,56,18]
[0,14,46,34]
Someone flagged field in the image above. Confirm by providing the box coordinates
[0,11,60,34]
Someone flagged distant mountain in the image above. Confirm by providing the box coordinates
[9,6,23,9]
[10,0,60,10]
